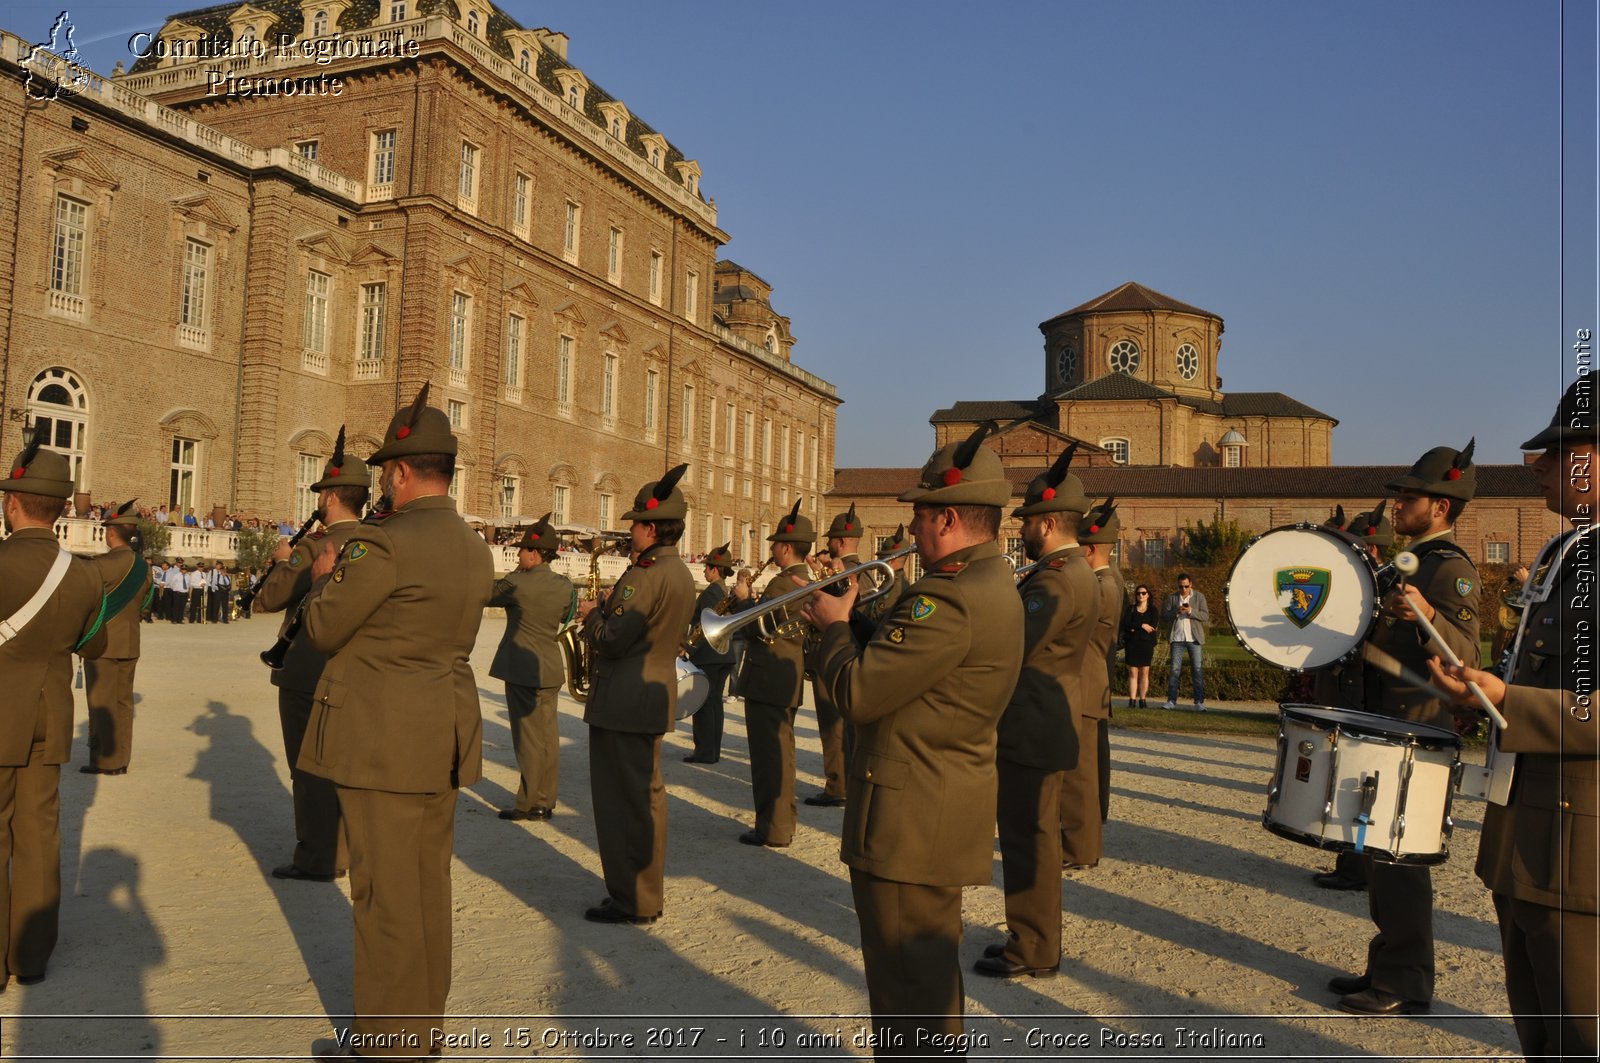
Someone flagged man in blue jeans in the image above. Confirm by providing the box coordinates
[1160,573,1209,710]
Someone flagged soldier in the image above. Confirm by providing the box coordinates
[684,543,737,765]
[1329,441,1481,1016]
[733,499,815,846]
[488,513,575,821]
[803,423,1024,1053]
[0,429,107,989]
[81,500,154,776]
[577,465,696,924]
[253,429,365,883]
[976,447,1098,980]
[805,503,869,807]
[300,388,492,1059]
[861,524,911,627]
[1429,378,1598,1060]
[1309,501,1393,893]
[1078,498,1123,836]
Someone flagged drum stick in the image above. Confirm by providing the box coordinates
[1392,553,1509,729]
[1359,644,1456,705]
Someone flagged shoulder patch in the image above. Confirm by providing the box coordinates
[332,567,345,583]
[1457,606,1475,622]
[1025,595,1045,614]
[887,625,905,644]
[613,605,625,616]
[621,585,636,600]
[288,553,303,567]
[1456,577,1472,597]
[348,542,368,561]
[910,595,936,621]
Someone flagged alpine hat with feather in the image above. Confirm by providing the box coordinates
[899,422,1013,507]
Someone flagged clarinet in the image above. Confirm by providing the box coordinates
[238,510,322,611]
[261,595,309,669]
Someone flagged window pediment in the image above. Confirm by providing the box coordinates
[348,240,400,267]
[171,194,237,233]
[296,229,349,263]
[159,407,220,440]
[548,461,579,485]
[444,253,485,283]
[288,427,334,454]
[598,319,629,345]
[504,281,539,307]
[495,452,530,477]
[43,148,119,194]
[552,300,587,327]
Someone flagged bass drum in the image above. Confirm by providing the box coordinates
[1225,523,1379,672]
[675,659,709,720]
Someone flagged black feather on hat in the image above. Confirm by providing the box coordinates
[14,422,47,475]
[950,420,996,478]
[653,463,688,503]
[398,383,430,440]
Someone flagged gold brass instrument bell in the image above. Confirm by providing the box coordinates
[697,546,916,654]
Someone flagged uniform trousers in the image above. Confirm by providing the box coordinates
[689,662,731,761]
[84,657,137,771]
[813,690,847,800]
[746,699,799,844]
[337,785,456,1057]
[186,589,204,624]
[995,761,1065,968]
[0,736,61,981]
[588,726,667,918]
[278,690,345,876]
[1362,857,1434,1001]
[505,683,560,812]
[850,869,967,1059]
[1058,712,1103,866]
[1493,893,1600,1060]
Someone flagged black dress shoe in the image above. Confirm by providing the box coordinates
[16,973,45,986]
[738,830,789,848]
[973,955,1058,979]
[78,766,127,775]
[271,864,344,882]
[1328,973,1370,994]
[982,942,1010,959]
[803,793,846,807]
[682,754,718,764]
[499,807,552,821]
[1313,870,1367,891]
[1338,988,1429,1015]
[584,899,659,925]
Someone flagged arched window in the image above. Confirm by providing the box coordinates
[28,367,89,488]
[1100,437,1130,466]
[312,11,329,36]
[569,84,580,108]
[519,49,531,74]
[467,10,480,35]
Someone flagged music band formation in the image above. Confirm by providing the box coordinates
[0,379,1594,1061]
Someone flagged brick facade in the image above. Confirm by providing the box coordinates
[1,8,837,559]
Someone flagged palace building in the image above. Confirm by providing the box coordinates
[833,282,1555,569]
[0,3,838,560]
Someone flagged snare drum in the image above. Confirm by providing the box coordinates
[675,660,709,720]
[1226,523,1379,671]
[1264,703,1461,863]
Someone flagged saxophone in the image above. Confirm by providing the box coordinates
[559,540,605,701]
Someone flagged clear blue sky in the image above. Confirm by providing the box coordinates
[35,0,1599,469]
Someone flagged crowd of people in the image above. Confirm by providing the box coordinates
[0,378,1593,1061]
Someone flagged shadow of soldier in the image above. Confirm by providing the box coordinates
[186,700,349,1020]
[7,848,162,1060]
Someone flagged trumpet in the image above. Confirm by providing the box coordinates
[698,547,915,654]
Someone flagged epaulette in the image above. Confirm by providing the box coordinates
[638,557,656,568]
[310,530,328,540]
[1412,539,1472,565]
[1046,558,1067,570]
[362,510,392,524]
[933,561,967,575]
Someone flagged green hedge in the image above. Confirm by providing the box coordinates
[1114,640,1292,702]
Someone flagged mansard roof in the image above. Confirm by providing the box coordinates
[929,399,1044,424]
[1041,281,1222,328]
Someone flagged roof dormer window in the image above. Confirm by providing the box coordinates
[553,69,589,113]
[467,9,480,36]
[519,49,531,73]
[312,10,329,36]
[640,134,668,171]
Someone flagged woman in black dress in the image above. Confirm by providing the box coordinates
[1120,584,1160,707]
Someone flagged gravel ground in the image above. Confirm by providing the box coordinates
[0,615,1518,1061]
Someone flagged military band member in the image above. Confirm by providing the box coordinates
[578,465,696,924]
[684,543,737,765]
[1078,498,1122,836]
[0,431,107,989]
[254,429,365,882]
[1429,379,1599,1060]
[735,499,815,846]
[1310,501,1393,893]
[81,501,153,775]
[301,388,493,1058]
[977,447,1097,980]
[806,503,869,807]
[1330,441,1480,1016]
[488,513,574,821]
[803,424,1024,1055]
[861,524,911,627]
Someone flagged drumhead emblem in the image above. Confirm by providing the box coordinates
[1275,567,1331,628]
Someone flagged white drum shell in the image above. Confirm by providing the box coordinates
[1226,524,1379,672]
[1265,704,1460,863]
[675,659,709,720]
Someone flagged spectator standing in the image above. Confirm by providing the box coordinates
[1160,573,1209,710]
[1119,585,1159,707]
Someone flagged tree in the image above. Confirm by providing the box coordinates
[1176,516,1251,567]
[135,518,170,560]
[235,525,282,574]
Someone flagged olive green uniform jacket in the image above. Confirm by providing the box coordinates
[582,544,696,733]
[489,563,574,689]
[87,545,148,660]
[255,521,361,694]
[815,541,1024,886]
[0,528,106,764]
[300,496,494,792]
[734,564,810,708]
[998,546,1099,769]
